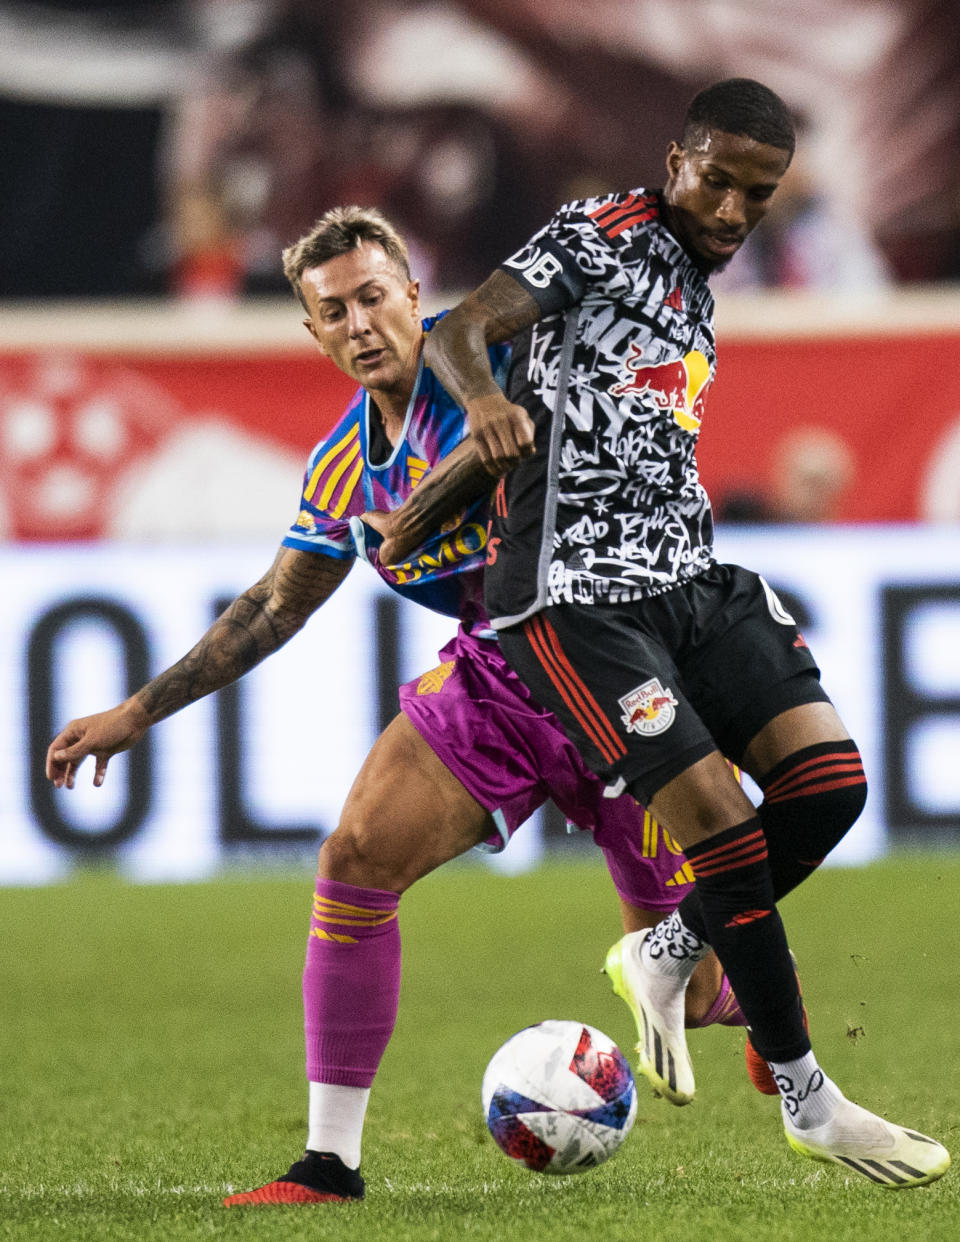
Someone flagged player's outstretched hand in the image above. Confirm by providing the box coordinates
[466,393,535,475]
[46,700,151,790]
[360,509,396,560]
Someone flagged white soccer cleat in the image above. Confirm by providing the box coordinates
[603,931,695,1106]
[783,1095,950,1188]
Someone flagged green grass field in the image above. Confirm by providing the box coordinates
[1,853,957,1241]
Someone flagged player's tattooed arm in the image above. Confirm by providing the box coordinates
[362,436,493,564]
[424,270,541,475]
[138,548,349,717]
[45,548,350,789]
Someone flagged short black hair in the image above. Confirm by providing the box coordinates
[682,78,795,163]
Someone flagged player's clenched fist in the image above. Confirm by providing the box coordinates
[465,393,535,476]
[46,700,152,789]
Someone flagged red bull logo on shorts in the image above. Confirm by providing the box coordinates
[618,677,679,736]
[610,345,712,432]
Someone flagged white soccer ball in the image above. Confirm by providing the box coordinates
[481,1019,637,1175]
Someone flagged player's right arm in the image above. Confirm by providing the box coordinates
[360,434,493,565]
[46,547,351,789]
[424,269,542,475]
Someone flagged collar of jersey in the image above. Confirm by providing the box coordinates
[362,353,424,472]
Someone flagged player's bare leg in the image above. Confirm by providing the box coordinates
[318,713,497,893]
[225,715,496,1206]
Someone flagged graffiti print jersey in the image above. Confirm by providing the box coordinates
[484,191,718,628]
[283,316,508,631]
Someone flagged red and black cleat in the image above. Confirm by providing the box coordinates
[223,1151,365,1206]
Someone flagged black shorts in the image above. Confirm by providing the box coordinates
[497,563,828,804]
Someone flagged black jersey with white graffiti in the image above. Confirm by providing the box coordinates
[483,190,719,629]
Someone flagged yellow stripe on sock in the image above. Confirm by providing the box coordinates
[313,913,397,927]
[314,894,393,916]
[309,926,358,944]
[716,991,741,1022]
[312,896,398,927]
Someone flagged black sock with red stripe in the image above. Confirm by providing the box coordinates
[758,740,867,900]
[681,817,808,1062]
[676,741,866,927]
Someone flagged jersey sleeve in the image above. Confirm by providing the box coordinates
[498,195,643,314]
[281,406,365,559]
[488,339,511,393]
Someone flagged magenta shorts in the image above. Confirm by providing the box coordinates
[398,626,693,912]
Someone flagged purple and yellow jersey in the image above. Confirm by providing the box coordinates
[282,315,509,632]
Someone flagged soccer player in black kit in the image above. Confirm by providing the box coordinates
[391,77,950,1187]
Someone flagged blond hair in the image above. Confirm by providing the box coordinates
[282,206,411,309]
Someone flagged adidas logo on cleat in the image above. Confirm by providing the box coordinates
[641,1013,679,1099]
[603,931,695,1106]
[784,1099,950,1189]
[835,1154,941,1188]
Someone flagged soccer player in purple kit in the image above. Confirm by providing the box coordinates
[47,205,751,1208]
[417,78,950,1187]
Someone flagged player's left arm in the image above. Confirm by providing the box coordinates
[46,547,350,788]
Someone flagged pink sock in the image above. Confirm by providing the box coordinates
[686,974,747,1029]
[303,876,401,1087]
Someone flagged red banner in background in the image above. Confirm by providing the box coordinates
[700,331,960,523]
[0,349,356,541]
[1,314,959,539]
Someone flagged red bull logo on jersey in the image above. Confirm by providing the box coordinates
[610,345,712,433]
[618,677,679,736]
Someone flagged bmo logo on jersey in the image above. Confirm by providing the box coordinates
[619,678,679,736]
[503,244,565,290]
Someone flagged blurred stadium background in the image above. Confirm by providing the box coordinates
[1,0,959,885]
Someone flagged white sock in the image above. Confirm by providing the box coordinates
[769,1052,843,1130]
[640,911,711,981]
[307,1082,370,1170]
[626,913,710,1029]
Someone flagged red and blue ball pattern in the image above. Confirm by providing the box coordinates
[482,1020,636,1174]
